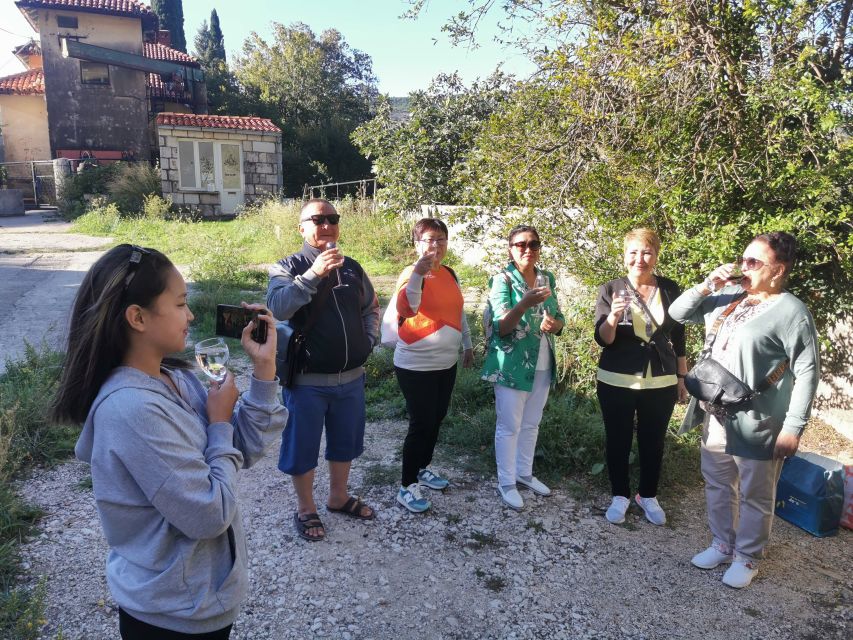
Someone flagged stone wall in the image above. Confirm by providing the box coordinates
[157,125,283,217]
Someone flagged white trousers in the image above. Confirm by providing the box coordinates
[494,369,551,487]
[701,416,784,560]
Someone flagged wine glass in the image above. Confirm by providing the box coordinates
[615,288,633,325]
[327,241,348,288]
[195,337,229,383]
[532,271,548,327]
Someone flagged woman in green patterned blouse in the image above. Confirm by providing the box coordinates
[482,226,565,510]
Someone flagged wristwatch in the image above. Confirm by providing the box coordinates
[702,277,717,293]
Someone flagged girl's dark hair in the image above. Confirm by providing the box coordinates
[507,225,540,244]
[51,244,183,424]
[754,231,797,275]
[411,217,449,245]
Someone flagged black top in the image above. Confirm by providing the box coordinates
[274,244,374,374]
[594,276,686,377]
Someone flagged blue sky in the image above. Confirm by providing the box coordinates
[0,0,535,95]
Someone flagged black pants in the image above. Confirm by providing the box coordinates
[395,364,458,486]
[596,381,678,498]
[119,609,232,640]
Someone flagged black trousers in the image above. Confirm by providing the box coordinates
[119,609,232,640]
[596,381,678,499]
[395,364,458,486]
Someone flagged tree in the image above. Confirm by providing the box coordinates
[152,0,186,53]
[194,9,225,66]
[352,73,512,210]
[194,9,237,115]
[414,0,852,346]
[233,23,379,195]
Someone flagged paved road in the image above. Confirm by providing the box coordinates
[0,210,111,374]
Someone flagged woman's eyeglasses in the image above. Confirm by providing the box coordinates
[302,214,341,226]
[739,256,765,271]
[417,238,448,246]
[510,240,542,251]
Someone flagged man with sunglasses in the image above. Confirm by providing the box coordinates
[267,199,379,542]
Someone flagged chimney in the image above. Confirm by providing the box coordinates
[157,30,171,46]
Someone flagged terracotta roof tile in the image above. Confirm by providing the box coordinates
[16,0,157,29]
[156,113,282,133]
[143,42,199,67]
[0,68,44,95]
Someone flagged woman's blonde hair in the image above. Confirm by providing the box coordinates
[623,228,661,254]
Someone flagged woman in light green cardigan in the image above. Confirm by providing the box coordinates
[669,231,819,589]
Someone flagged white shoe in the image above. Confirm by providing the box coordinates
[634,494,666,525]
[516,476,552,496]
[691,543,734,569]
[722,558,758,589]
[605,496,630,524]
[497,485,524,510]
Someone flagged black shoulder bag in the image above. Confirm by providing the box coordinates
[275,278,333,388]
[684,293,788,410]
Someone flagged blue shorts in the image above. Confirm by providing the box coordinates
[277,375,366,476]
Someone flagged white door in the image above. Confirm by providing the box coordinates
[218,143,243,214]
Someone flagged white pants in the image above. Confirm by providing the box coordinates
[701,416,784,561]
[494,369,551,487]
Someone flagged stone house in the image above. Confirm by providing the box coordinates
[156,113,283,216]
[0,0,282,214]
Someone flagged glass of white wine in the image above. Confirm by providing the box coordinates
[615,288,634,325]
[327,241,348,289]
[195,337,229,383]
[532,271,548,328]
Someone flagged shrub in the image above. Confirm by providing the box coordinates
[57,163,119,219]
[142,194,173,219]
[107,163,161,215]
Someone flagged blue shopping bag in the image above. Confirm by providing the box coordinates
[775,452,844,537]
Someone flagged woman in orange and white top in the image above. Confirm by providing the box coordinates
[393,218,474,513]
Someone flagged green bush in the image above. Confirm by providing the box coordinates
[0,579,46,640]
[58,164,119,219]
[107,163,162,215]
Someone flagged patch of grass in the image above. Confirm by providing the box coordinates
[483,575,507,592]
[362,464,399,487]
[469,531,501,550]
[0,578,46,640]
[525,519,545,534]
[76,476,93,491]
[445,513,462,525]
[0,345,73,638]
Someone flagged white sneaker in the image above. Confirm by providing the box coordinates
[497,485,524,510]
[516,476,552,496]
[605,496,630,524]
[691,542,733,569]
[722,558,758,589]
[634,494,666,525]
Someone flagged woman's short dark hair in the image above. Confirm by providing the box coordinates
[51,244,181,424]
[507,225,540,244]
[412,218,449,245]
[754,231,797,275]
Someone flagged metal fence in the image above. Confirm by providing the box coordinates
[302,178,377,203]
[0,160,68,207]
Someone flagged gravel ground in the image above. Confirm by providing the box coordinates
[17,412,853,640]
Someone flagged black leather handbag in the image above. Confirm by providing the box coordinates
[684,293,788,409]
[684,357,755,408]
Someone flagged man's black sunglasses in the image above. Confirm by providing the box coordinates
[302,214,341,226]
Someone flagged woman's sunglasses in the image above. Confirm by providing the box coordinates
[738,256,765,271]
[302,214,341,226]
[510,240,542,251]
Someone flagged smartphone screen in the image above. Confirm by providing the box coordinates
[215,305,267,343]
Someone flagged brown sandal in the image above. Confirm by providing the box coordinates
[293,511,325,541]
[326,496,375,520]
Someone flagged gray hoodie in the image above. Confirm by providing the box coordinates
[75,366,287,633]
